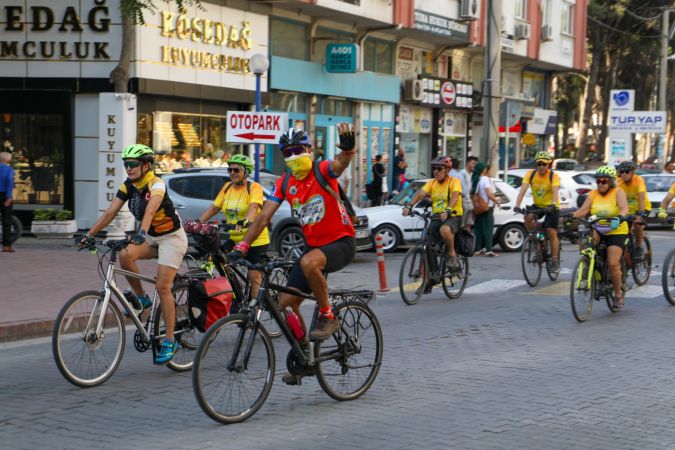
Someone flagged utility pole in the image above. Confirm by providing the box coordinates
[659,9,673,163]
[483,0,501,174]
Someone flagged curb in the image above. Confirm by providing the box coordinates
[0,319,55,343]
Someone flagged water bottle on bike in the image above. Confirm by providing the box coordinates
[285,307,305,341]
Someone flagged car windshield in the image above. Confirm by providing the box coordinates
[388,182,423,206]
[645,175,675,192]
[573,173,596,185]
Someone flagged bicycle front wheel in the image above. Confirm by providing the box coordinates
[521,237,542,287]
[52,291,125,387]
[631,236,651,286]
[663,249,675,305]
[570,257,594,322]
[399,246,428,305]
[154,282,205,372]
[316,300,383,401]
[546,240,562,281]
[440,254,469,299]
[192,314,275,424]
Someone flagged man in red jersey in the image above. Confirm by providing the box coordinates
[234,124,357,378]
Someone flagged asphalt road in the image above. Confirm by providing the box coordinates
[1,229,674,449]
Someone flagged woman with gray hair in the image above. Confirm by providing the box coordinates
[0,151,15,252]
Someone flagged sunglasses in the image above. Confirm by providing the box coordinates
[619,170,632,174]
[227,167,242,174]
[432,166,445,172]
[123,160,142,169]
[282,146,306,158]
[596,178,610,185]
[536,162,548,167]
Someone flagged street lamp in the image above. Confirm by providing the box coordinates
[249,53,269,182]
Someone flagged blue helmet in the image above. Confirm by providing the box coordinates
[279,128,311,151]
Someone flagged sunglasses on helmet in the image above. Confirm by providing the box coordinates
[123,160,142,169]
[282,146,306,158]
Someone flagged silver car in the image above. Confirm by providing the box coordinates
[162,168,372,258]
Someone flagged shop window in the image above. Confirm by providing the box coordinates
[270,19,308,60]
[319,98,353,117]
[312,27,354,64]
[270,92,308,113]
[363,39,394,74]
[2,113,65,205]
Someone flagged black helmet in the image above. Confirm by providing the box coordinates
[430,155,452,169]
[617,160,637,172]
[279,128,311,151]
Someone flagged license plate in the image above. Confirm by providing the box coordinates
[356,229,370,239]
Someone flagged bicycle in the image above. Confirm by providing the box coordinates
[192,257,383,424]
[183,221,290,338]
[662,217,675,305]
[569,216,628,322]
[516,207,561,287]
[52,239,209,387]
[398,204,469,305]
[623,216,652,286]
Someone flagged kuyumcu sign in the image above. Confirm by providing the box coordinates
[608,111,666,134]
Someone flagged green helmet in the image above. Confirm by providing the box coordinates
[122,144,154,162]
[534,151,552,162]
[595,165,617,179]
[228,154,253,175]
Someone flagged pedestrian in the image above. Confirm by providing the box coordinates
[450,157,460,178]
[392,148,408,192]
[0,151,15,252]
[663,162,673,174]
[471,162,500,256]
[338,165,352,195]
[371,154,385,206]
[459,156,478,230]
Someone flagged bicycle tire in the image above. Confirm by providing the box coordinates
[545,240,562,281]
[570,257,594,322]
[52,291,125,387]
[399,246,428,305]
[192,314,275,424]
[663,249,675,305]
[315,300,383,401]
[258,266,287,338]
[154,282,205,372]
[440,253,469,299]
[630,235,651,286]
[521,237,542,287]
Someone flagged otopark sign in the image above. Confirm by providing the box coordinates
[226,111,288,144]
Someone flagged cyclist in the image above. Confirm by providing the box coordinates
[402,155,463,279]
[616,160,649,257]
[572,166,629,309]
[189,154,269,299]
[656,181,674,219]
[76,144,188,364]
[514,151,561,272]
[231,124,357,385]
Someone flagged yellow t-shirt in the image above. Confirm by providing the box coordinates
[523,169,560,207]
[588,188,629,235]
[617,174,649,214]
[213,181,270,247]
[668,182,675,196]
[421,176,463,216]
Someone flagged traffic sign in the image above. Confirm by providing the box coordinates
[226,112,288,144]
[440,81,456,106]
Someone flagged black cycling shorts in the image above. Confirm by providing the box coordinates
[598,234,627,250]
[527,205,559,230]
[428,217,460,240]
[286,236,356,294]
[223,240,270,266]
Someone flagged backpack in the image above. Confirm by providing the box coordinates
[529,169,554,185]
[221,180,251,196]
[280,163,358,223]
[187,276,234,332]
[454,229,476,257]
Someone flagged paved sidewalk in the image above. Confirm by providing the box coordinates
[0,237,157,342]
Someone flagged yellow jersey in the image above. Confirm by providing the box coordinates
[616,173,648,214]
[421,176,463,216]
[523,169,560,207]
[588,188,628,235]
[213,181,270,247]
[669,182,675,196]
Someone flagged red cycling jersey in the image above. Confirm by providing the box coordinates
[271,160,355,248]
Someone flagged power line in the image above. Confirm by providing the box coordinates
[588,15,661,38]
[624,8,661,22]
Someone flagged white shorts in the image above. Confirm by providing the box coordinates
[146,228,188,269]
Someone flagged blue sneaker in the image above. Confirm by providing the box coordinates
[138,294,152,309]
[155,339,179,364]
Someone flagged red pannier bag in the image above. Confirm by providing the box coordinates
[187,276,234,332]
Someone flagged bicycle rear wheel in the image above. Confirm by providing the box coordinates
[630,236,651,286]
[663,249,675,305]
[440,253,469,299]
[399,246,428,305]
[52,291,125,387]
[545,240,562,281]
[154,283,205,372]
[570,257,594,322]
[521,237,542,287]
[192,314,275,424]
[315,300,383,401]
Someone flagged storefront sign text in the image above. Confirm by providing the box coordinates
[325,43,358,73]
[609,111,666,133]
[419,76,473,109]
[413,10,468,41]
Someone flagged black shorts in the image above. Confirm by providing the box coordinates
[599,234,627,250]
[223,240,270,266]
[286,236,356,294]
[527,205,559,230]
[428,217,460,240]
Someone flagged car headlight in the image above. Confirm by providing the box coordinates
[355,215,368,228]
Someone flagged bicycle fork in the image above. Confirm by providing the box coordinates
[576,252,596,290]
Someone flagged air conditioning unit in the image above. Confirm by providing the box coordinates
[404,79,424,102]
[541,24,553,41]
[459,0,478,20]
[514,23,531,40]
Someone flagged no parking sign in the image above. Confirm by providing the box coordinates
[441,81,456,106]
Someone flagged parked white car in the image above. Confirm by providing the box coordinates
[364,178,528,253]
[499,168,593,208]
[643,174,675,216]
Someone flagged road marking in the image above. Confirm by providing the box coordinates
[464,279,527,294]
[625,284,664,299]
[531,282,568,296]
